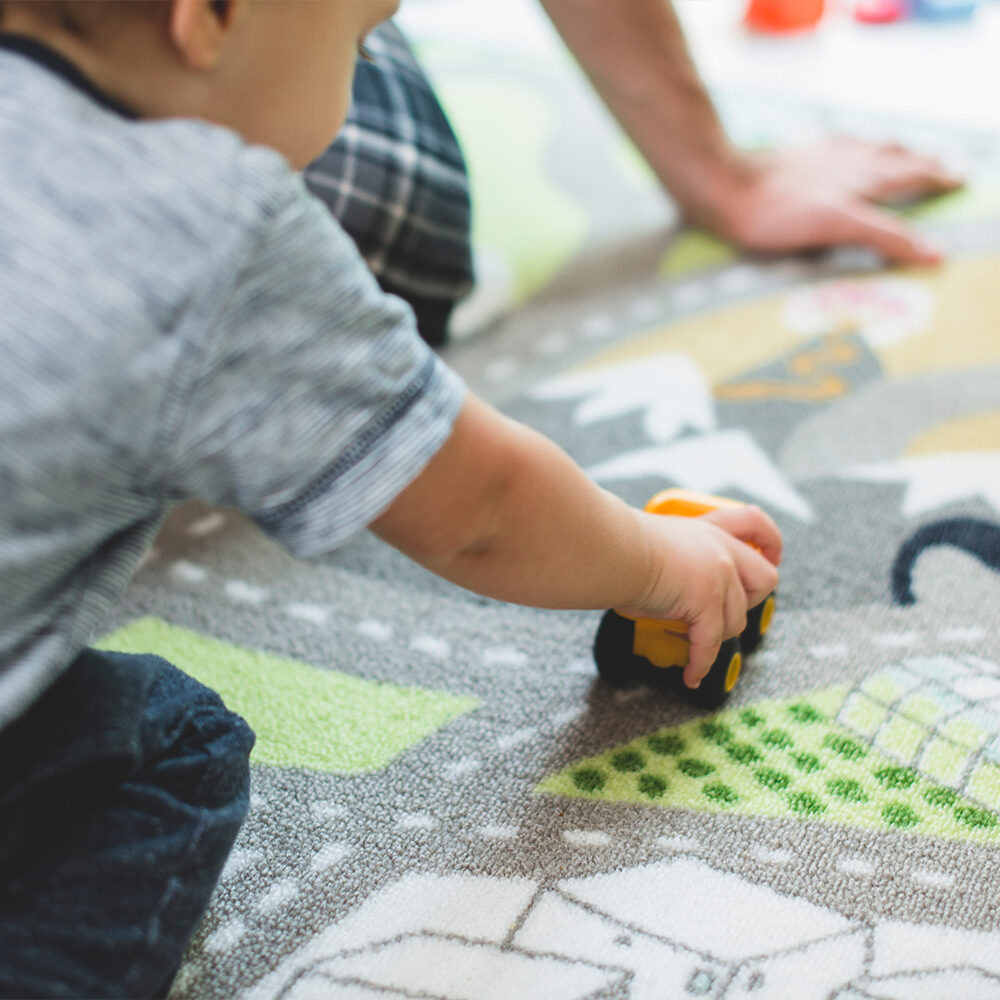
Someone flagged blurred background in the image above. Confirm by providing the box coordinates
[678,0,1000,138]
[394,0,1000,336]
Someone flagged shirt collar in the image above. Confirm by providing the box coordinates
[0,33,138,119]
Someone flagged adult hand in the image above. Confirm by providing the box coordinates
[706,136,963,265]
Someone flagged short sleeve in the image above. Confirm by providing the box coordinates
[162,176,465,558]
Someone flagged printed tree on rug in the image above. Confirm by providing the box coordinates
[539,656,1000,846]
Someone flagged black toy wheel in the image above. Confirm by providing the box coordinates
[741,592,777,654]
[685,637,743,710]
[593,609,655,688]
[593,610,742,709]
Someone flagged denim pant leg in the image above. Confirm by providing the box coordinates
[0,648,255,1000]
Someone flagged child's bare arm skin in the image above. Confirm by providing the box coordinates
[371,394,781,686]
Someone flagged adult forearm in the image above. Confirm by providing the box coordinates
[540,0,750,230]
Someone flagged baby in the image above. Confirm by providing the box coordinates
[0,2,781,996]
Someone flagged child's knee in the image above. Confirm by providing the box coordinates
[176,693,255,815]
[123,654,255,814]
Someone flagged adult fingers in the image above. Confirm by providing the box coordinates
[864,151,964,203]
[831,202,942,265]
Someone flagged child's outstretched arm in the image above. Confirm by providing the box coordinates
[370,394,781,687]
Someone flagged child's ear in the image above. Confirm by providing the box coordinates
[169,0,244,71]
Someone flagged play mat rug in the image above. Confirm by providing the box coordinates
[96,13,1000,999]
[93,122,1000,1000]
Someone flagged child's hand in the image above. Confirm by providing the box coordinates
[615,505,782,689]
[374,396,781,674]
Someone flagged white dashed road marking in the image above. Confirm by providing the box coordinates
[627,296,661,322]
[410,634,451,658]
[751,846,794,866]
[912,868,956,890]
[497,727,536,752]
[225,579,269,604]
[671,281,709,310]
[484,359,518,383]
[187,511,226,537]
[478,824,519,840]
[310,843,353,872]
[579,313,615,340]
[483,647,529,668]
[170,559,208,584]
[310,801,347,822]
[874,632,918,649]
[550,707,584,728]
[444,757,481,780]
[285,602,330,625]
[655,835,701,854]
[536,332,571,357]
[357,619,394,642]
[204,918,247,952]
[397,812,437,831]
[563,829,612,848]
[809,643,849,659]
[940,626,987,643]
[837,856,876,878]
[716,265,759,295]
[257,879,299,914]
[220,848,262,881]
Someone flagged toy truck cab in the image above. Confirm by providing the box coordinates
[593,489,776,709]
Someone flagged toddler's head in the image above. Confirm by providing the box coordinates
[0,0,399,167]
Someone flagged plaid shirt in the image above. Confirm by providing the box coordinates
[304,23,474,345]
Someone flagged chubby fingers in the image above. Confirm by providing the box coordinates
[683,616,722,690]
[702,505,783,567]
[731,534,780,611]
[682,516,779,688]
[682,572,748,689]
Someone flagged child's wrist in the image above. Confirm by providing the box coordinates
[614,506,671,619]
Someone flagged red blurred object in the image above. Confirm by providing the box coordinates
[854,0,908,22]
[745,0,825,31]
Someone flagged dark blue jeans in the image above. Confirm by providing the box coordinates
[0,648,254,999]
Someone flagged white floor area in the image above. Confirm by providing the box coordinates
[402,0,1000,138]
[676,0,1000,136]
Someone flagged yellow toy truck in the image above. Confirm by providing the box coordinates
[593,489,776,709]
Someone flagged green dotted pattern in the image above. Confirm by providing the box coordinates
[538,684,1000,844]
[97,617,478,775]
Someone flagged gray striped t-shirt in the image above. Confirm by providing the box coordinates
[0,41,465,728]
